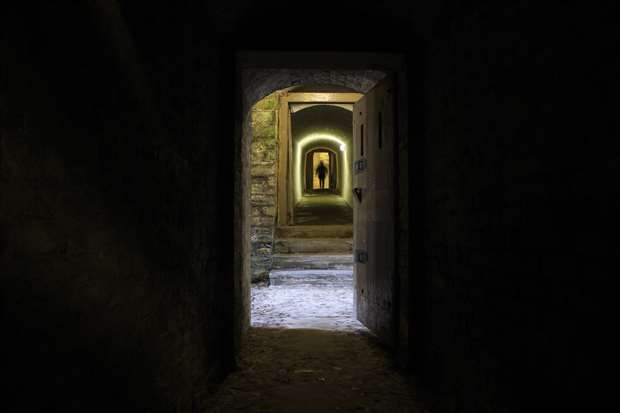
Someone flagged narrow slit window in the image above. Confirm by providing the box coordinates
[360,124,364,156]
[378,112,383,149]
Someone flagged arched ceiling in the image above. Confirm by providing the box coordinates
[290,103,353,113]
[291,105,352,145]
[242,69,386,110]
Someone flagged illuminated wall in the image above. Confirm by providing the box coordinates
[291,105,353,206]
[294,134,351,205]
[311,151,331,189]
[249,92,279,282]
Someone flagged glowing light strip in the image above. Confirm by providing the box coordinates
[294,134,350,203]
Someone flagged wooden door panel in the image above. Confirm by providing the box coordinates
[353,76,396,346]
[353,95,368,320]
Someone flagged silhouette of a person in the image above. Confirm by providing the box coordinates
[316,161,328,189]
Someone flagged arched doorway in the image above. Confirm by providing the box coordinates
[305,147,338,193]
[233,52,410,364]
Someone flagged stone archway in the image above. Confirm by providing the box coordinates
[234,69,387,339]
[241,69,386,110]
[233,54,411,363]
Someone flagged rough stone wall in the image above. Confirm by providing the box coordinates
[419,3,609,412]
[2,1,611,412]
[250,93,279,282]
[242,69,384,110]
[1,3,233,411]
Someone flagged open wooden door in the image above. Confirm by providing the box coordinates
[353,76,396,346]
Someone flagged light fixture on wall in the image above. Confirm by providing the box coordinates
[339,143,346,152]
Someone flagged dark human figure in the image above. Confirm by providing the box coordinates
[316,161,328,189]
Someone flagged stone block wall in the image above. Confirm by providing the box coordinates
[250,93,279,282]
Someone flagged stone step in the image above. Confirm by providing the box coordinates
[271,254,354,270]
[274,238,353,254]
[276,225,353,239]
[269,269,353,286]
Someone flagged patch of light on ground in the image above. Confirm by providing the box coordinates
[251,269,367,331]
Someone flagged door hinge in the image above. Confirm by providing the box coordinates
[355,249,368,263]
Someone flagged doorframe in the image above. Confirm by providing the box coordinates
[233,51,411,365]
[277,93,363,227]
[304,147,338,194]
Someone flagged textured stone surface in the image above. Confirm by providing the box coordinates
[274,238,353,254]
[204,328,431,413]
[1,2,610,413]
[242,69,385,110]
[276,225,353,239]
[271,254,353,270]
[252,269,360,329]
[1,4,231,411]
[413,4,610,411]
[250,92,279,282]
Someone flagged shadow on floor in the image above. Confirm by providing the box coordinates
[204,328,437,413]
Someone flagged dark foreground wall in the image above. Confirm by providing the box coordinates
[1,1,611,412]
[1,2,233,411]
[419,3,611,411]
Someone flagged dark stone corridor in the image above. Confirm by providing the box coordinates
[1,1,611,412]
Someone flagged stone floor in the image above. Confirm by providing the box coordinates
[251,269,361,330]
[203,270,436,412]
[293,194,353,225]
[206,221,439,413]
[204,327,432,413]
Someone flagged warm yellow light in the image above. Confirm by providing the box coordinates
[294,134,350,204]
[312,152,330,189]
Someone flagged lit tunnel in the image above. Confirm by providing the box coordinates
[291,105,353,207]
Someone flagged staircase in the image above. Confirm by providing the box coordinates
[271,225,353,271]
